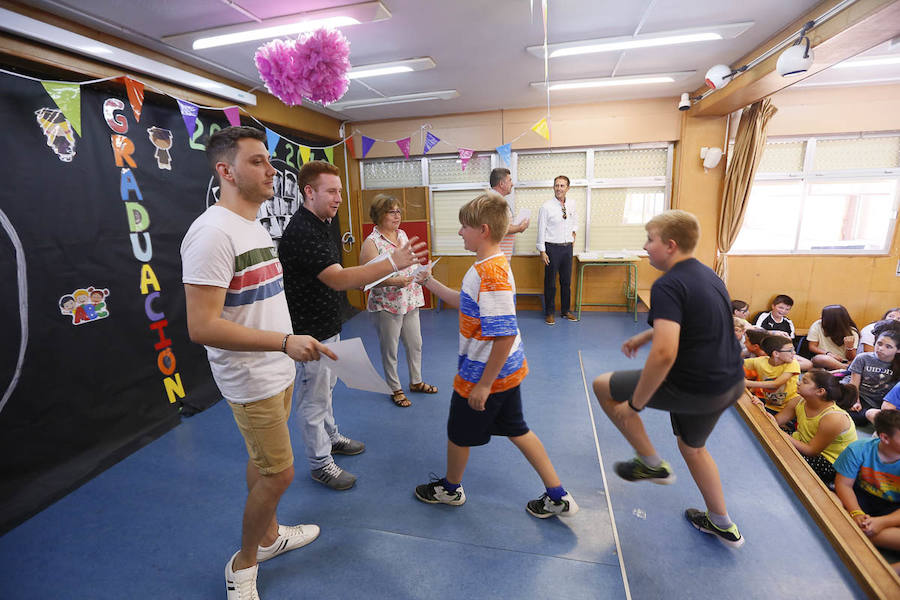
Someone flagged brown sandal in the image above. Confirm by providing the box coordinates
[410,382,438,394]
[391,389,411,407]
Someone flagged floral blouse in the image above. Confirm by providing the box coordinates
[365,227,425,315]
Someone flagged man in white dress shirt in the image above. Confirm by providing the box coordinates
[536,175,578,325]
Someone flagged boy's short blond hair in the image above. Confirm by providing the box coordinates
[733,317,750,331]
[646,209,700,253]
[458,191,509,243]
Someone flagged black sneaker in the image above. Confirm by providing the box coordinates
[414,476,466,506]
[526,493,579,519]
[331,434,365,455]
[685,508,744,548]
[613,457,676,484]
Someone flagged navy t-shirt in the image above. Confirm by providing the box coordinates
[648,258,744,393]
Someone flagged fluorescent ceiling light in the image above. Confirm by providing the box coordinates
[531,72,695,91]
[193,17,359,50]
[163,1,391,50]
[832,54,900,69]
[328,90,459,111]
[348,57,436,80]
[0,7,257,105]
[526,22,753,59]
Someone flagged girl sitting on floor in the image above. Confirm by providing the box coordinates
[765,369,858,485]
[808,305,860,370]
[847,326,900,425]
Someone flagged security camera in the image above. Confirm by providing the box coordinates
[679,93,691,111]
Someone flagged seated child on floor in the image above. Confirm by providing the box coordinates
[843,327,900,426]
[859,308,900,353]
[765,369,857,485]
[809,304,860,370]
[745,335,801,412]
[834,410,900,558]
[732,299,750,322]
[754,294,796,338]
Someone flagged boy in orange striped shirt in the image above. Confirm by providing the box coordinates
[414,191,578,518]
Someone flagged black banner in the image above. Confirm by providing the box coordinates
[0,74,230,532]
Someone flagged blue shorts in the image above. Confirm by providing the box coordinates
[447,385,530,447]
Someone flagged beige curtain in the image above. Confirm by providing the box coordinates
[715,98,778,281]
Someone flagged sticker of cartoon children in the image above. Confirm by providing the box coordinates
[35,108,76,162]
[59,286,110,325]
[147,127,173,170]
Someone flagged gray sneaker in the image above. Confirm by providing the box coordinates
[331,434,365,455]
[311,462,356,490]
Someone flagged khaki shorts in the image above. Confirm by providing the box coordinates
[228,385,294,475]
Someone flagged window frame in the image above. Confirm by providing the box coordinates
[360,143,674,257]
[729,132,900,256]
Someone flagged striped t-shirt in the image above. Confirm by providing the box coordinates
[181,205,294,404]
[454,253,528,397]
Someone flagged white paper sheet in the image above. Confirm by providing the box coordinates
[321,337,392,394]
[514,208,531,225]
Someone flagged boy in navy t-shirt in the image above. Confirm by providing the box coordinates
[592,210,746,548]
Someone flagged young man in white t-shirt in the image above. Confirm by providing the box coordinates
[490,168,529,260]
[181,127,336,600]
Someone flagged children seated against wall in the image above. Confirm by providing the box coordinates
[808,305,860,370]
[844,328,900,426]
[834,410,900,559]
[859,308,900,353]
[745,335,802,413]
[765,369,857,485]
[754,294,796,338]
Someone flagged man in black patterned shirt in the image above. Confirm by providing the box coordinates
[279,161,426,490]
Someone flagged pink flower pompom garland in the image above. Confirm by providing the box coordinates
[255,28,351,106]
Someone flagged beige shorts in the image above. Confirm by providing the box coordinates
[228,385,294,475]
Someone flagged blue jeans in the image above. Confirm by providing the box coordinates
[291,333,341,470]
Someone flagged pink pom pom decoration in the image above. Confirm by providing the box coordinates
[254,28,351,106]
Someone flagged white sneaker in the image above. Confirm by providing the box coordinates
[257,523,321,562]
[225,551,259,600]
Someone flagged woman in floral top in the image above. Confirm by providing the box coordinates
[359,194,437,407]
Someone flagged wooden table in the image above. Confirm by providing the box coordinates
[574,256,639,321]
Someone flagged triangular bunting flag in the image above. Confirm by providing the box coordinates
[223,106,241,127]
[176,99,199,137]
[123,77,144,123]
[324,147,334,164]
[346,136,355,158]
[361,136,375,158]
[531,117,550,140]
[496,143,512,166]
[41,82,81,136]
[396,137,411,159]
[458,148,474,171]
[423,131,440,154]
[265,128,280,156]
[299,145,311,164]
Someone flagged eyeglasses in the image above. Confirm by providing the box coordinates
[776,348,795,354]
[386,209,402,215]
[561,205,567,220]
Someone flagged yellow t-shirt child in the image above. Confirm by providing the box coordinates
[743,355,801,411]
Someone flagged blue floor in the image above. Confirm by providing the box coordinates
[1,310,864,599]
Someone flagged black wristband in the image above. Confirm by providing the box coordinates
[281,333,291,353]
[627,398,643,412]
